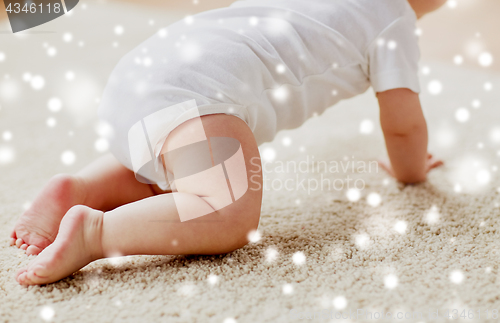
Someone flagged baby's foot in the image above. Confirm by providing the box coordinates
[16,205,104,286]
[10,174,86,255]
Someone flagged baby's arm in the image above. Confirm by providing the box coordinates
[376,88,442,183]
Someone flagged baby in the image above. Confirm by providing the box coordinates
[12,0,444,285]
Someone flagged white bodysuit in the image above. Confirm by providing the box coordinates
[98,0,421,189]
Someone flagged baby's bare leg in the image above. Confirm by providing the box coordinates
[16,114,263,285]
[10,153,158,255]
[75,153,161,211]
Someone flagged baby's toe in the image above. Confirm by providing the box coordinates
[15,269,27,284]
[20,244,28,250]
[32,264,49,279]
[25,265,47,285]
[9,238,16,246]
[25,270,38,285]
[15,238,24,248]
[26,245,42,256]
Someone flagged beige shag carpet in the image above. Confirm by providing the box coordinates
[1,1,500,322]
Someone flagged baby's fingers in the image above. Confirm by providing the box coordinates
[377,160,395,177]
[428,158,444,170]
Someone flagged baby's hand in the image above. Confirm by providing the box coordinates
[378,153,443,183]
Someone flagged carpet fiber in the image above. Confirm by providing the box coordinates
[1,2,500,322]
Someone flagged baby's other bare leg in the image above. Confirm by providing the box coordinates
[10,153,158,255]
[16,114,263,285]
[75,153,161,211]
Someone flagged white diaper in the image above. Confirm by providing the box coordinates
[98,0,420,190]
